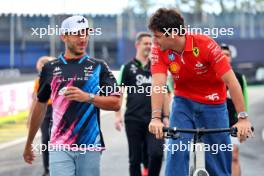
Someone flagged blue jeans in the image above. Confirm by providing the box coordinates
[49,150,101,176]
[165,96,231,176]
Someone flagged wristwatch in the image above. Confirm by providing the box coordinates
[237,112,248,119]
[88,93,95,103]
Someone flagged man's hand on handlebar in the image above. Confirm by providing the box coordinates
[233,118,254,143]
[149,118,164,139]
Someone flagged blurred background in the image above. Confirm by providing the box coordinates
[0,0,264,82]
[0,0,263,176]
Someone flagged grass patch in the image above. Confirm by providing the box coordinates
[0,111,28,126]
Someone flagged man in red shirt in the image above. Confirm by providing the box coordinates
[148,8,253,176]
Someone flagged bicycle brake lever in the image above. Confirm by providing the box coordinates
[164,132,181,139]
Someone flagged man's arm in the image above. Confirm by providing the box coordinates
[222,70,245,113]
[149,73,167,139]
[115,90,124,131]
[162,92,171,127]
[151,73,167,117]
[27,92,37,127]
[90,61,121,111]
[64,86,121,111]
[114,64,127,130]
[221,70,253,142]
[27,79,40,127]
[26,101,47,144]
[24,101,47,164]
[206,38,253,141]
[90,94,120,111]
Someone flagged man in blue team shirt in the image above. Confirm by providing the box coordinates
[23,15,120,176]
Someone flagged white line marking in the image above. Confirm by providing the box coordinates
[262,129,264,141]
[0,133,41,150]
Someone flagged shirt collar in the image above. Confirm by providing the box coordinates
[59,53,89,64]
[184,33,193,52]
[168,33,193,55]
[133,58,150,70]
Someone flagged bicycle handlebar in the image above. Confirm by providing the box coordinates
[163,127,254,138]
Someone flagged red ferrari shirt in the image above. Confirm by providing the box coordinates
[151,33,231,104]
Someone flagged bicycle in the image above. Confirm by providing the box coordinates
[163,127,253,176]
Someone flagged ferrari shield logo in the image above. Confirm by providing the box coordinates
[193,47,199,57]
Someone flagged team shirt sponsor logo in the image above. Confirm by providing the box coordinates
[168,51,175,61]
[53,66,62,76]
[130,64,138,74]
[56,77,89,83]
[54,66,61,71]
[193,47,200,57]
[169,63,180,74]
[205,93,220,101]
[194,61,208,74]
[84,65,94,77]
[77,18,85,23]
[195,62,204,68]
[136,74,151,86]
[84,65,93,71]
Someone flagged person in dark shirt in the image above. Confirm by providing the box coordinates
[23,15,120,176]
[115,32,169,176]
[221,43,248,176]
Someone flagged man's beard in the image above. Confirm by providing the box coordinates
[68,45,84,56]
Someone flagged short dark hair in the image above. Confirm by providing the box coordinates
[148,8,184,35]
[135,32,152,43]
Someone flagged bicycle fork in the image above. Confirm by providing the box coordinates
[189,140,209,176]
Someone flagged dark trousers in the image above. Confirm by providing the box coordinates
[40,105,52,172]
[142,140,148,169]
[125,121,164,176]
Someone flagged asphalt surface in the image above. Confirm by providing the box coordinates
[0,86,263,176]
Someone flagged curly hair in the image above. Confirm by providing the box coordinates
[148,8,184,36]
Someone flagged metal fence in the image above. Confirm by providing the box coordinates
[0,12,263,70]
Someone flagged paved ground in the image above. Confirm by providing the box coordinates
[239,86,264,175]
[0,85,263,176]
